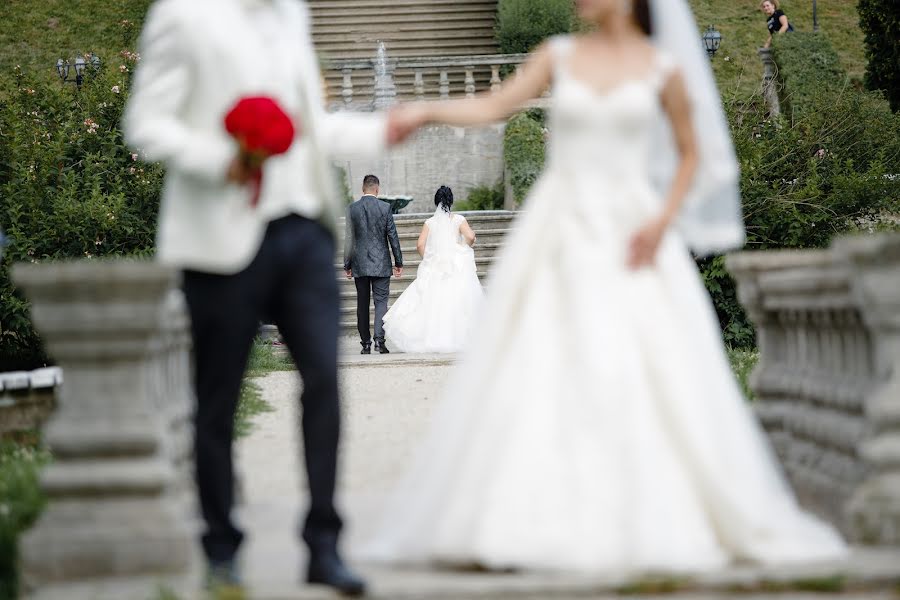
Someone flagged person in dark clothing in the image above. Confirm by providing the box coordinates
[344,175,403,354]
[762,0,793,48]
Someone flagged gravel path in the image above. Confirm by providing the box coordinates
[235,357,900,599]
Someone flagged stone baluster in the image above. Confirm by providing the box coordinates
[439,70,450,100]
[837,235,900,544]
[490,65,502,93]
[464,65,476,98]
[728,234,900,544]
[414,70,425,100]
[12,260,199,600]
[341,67,354,106]
[758,47,781,117]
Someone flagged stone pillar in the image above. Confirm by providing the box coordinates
[758,47,781,117]
[838,235,900,543]
[727,233,900,544]
[12,260,200,600]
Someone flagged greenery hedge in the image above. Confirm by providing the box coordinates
[771,32,847,120]
[0,26,161,371]
[495,0,574,55]
[456,184,504,212]
[0,442,48,600]
[858,0,900,112]
[503,111,546,206]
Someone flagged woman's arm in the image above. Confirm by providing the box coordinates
[627,70,699,269]
[460,218,477,247]
[778,15,790,33]
[764,31,773,48]
[416,223,430,258]
[397,41,555,130]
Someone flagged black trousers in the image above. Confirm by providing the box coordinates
[183,214,342,563]
[354,276,390,344]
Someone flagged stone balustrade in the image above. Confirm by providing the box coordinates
[0,368,61,438]
[11,260,199,600]
[323,53,528,110]
[758,47,782,116]
[727,233,900,544]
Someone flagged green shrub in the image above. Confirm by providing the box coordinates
[0,27,161,371]
[707,88,900,347]
[503,111,546,206]
[0,442,49,600]
[456,184,504,211]
[772,32,847,120]
[496,0,574,55]
[858,0,900,112]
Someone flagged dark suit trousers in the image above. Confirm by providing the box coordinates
[354,276,390,343]
[183,214,342,563]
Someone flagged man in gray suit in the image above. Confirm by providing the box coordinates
[344,175,403,354]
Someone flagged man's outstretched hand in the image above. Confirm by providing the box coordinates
[386,103,429,146]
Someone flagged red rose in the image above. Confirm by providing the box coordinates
[224,96,298,207]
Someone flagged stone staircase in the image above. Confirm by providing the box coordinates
[308,0,499,60]
[336,210,514,335]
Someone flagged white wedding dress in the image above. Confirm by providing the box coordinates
[363,37,846,574]
[382,209,484,353]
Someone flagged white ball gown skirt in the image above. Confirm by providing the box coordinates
[362,169,847,574]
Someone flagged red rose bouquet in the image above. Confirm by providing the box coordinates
[224,96,297,208]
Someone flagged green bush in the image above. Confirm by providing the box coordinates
[706,88,900,347]
[858,0,900,112]
[503,111,546,206]
[0,442,49,600]
[495,0,574,55]
[456,184,504,211]
[772,32,847,120]
[0,28,161,371]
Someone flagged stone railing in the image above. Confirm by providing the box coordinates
[12,260,199,599]
[322,53,528,110]
[727,233,900,544]
[0,368,61,438]
[758,48,782,117]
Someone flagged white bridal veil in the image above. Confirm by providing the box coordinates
[649,0,745,255]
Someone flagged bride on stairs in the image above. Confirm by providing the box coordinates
[382,186,484,353]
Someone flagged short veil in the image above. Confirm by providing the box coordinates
[648,0,745,256]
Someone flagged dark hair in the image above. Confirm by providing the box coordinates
[362,174,380,191]
[434,185,454,213]
[634,0,652,36]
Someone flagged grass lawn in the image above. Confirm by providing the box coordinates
[688,0,867,98]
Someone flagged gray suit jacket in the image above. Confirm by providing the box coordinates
[344,195,403,278]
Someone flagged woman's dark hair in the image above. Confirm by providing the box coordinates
[434,185,454,213]
[634,0,653,36]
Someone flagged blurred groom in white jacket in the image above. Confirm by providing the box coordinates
[125,0,411,595]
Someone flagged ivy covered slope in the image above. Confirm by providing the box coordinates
[0,23,163,371]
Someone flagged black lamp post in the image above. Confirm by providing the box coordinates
[813,0,819,32]
[56,53,101,88]
[702,25,723,58]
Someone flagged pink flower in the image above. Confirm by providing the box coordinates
[131,153,138,161]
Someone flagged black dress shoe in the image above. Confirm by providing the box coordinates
[307,555,367,596]
[360,342,372,355]
[374,340,390,354]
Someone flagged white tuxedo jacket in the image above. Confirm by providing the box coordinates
[124,0,386,274]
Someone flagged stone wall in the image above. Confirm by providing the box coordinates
[727,233,900,544]
[335,123,506,213]
[0,368,60,438]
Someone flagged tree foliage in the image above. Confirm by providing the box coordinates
[858,0,900,112]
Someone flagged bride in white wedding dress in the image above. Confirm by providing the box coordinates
[383,186,484,353]
[363,0,847,574]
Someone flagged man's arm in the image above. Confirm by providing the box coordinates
[123,1,234,182]
[387,211,403,276]
[343,206,354,277]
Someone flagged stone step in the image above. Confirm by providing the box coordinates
[309,0,498,60]
[336,230,509,254]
